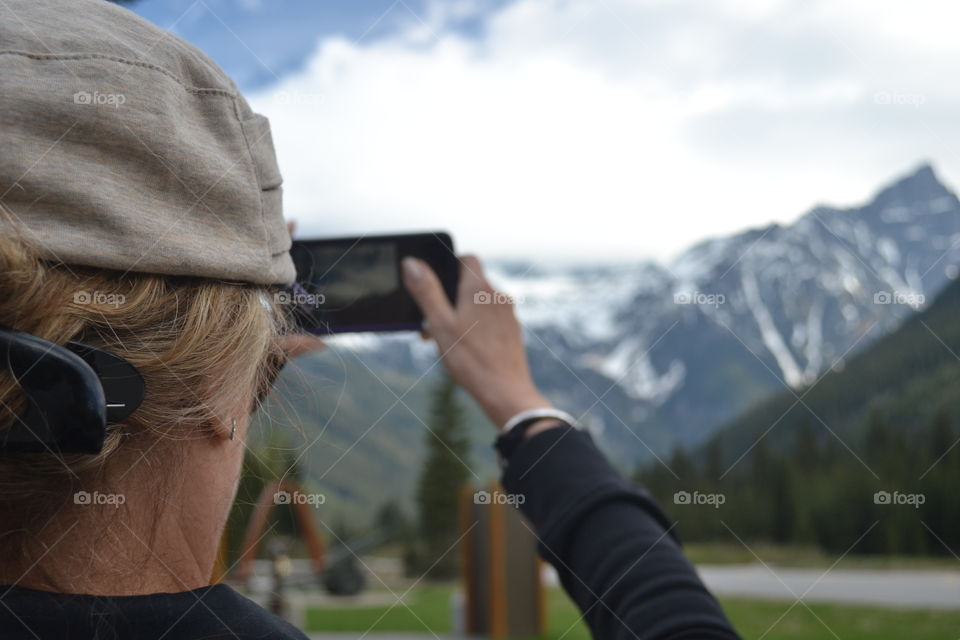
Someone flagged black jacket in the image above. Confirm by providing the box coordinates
[0,581,306,639]
[503,425,740,639]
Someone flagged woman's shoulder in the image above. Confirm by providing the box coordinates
[0,583,311,640]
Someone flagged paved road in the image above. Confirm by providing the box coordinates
[302,565,960,638]
[698,564,960,609]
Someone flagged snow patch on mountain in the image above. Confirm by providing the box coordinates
[586,336,686,403]
[320,164,960,459]
[740,268,809,387]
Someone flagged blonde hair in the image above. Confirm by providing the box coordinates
[0,222,287,557]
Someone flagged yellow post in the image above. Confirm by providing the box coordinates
[489,482,508,639]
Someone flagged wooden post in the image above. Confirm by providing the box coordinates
[460,483,545,638]
[235,480,326,583]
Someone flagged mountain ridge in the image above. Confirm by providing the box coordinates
[264,162,960,519]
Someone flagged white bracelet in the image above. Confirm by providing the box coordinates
[501,408,580,434]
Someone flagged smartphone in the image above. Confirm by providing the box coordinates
[288,232,458,334]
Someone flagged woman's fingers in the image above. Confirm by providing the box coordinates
[403,252,549,427]
[402,257,456,335]
[457,254,491,298]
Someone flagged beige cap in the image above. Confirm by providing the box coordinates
[0,0,296,285]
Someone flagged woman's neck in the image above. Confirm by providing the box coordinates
[0,437,240,596]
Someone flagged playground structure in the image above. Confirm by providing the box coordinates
[214,480,373,597]
[235,480,326,583]
[213,479,545,638]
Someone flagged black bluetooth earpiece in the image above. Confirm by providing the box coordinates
[0,326,144,454]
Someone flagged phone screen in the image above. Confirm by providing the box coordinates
[289,232,457,334]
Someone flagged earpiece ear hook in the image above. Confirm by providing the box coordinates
[0,326,145,454]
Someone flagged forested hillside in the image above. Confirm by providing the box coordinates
[638,276,960,555]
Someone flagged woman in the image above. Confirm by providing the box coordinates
[0,0,738,638]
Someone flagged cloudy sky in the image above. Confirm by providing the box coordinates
[134,0,957,263]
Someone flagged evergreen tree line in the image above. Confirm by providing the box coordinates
[636,410,960,556]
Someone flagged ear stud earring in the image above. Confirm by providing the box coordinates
[230,418,237,441]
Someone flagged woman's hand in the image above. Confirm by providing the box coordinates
[402,254,553,430]
[278,332,325,359]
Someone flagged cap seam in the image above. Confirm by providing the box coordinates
[235,112,274,277]
[0,50,236,97]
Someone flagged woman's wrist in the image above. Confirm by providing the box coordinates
[522,418,566,440]
[481,384,553,430]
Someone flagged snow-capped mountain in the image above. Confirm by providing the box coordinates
[320,163,960,465]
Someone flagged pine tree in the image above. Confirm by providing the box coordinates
[411,375,471,579]
[374,500,412,545]
[864,408,889,463]
[794,421,819,465]
[769,462,795,543]
[928,409,953,464]
[705,439,724,482]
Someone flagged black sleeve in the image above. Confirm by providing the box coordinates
[501,426,740,640]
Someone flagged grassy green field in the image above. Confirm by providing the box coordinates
[305,584,960,639]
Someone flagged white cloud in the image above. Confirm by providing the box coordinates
[249,0,960,263]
